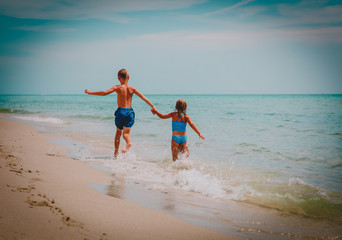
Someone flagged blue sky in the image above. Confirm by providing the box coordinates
[0,0,342,94]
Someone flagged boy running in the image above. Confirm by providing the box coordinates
[85,69,155,157]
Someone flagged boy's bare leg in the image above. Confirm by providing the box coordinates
[171,139,179,161]
[121,127,132,153]
[114,128,122,157]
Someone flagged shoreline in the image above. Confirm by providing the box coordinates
[1,115,342,240]
[0,118,232,240]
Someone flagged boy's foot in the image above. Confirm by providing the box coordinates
[121,143,132,153]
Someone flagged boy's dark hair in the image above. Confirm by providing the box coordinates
[118,69,129,80]
[175,99,187,116]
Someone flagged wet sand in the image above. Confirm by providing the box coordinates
[0,118,233,240]
[90,175,342,240]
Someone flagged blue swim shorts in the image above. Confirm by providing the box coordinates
[114,108,135,130]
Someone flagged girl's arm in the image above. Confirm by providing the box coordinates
[152,109,173,119]
[186,116,205,140]
[85,86,116,96]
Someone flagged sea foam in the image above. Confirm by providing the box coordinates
[13,115,67,124]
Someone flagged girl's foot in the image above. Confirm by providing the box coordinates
[184,146,190,158]
[121,143,132,153]
[114,150,119,158]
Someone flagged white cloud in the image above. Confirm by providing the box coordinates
[0,0,205,21]
[277,2,342,25]
[135,27,342,50]
[200,1,342,31]
[14,25,75,33]
[204,0,256,16]
[276,26,342,44]
[12,26,342,62]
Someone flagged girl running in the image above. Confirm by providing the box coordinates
[152,99,205,161]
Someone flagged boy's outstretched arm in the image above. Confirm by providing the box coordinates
[133,88,155,108]
[186,116,205,140]
[85,86,116,96]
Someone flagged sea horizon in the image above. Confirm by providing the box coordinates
[1,93,342,96]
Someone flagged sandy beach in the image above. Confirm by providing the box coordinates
[0,118,233,240]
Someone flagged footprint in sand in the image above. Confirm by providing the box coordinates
[25,197,51,207]
[17,186,32,193]
[62,216,83,228]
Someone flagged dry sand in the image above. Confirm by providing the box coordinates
[0,118,235,240]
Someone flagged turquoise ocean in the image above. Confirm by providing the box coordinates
[1,94,342,239]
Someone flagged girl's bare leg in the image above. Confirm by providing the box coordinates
[171,139,179,161]
[121,127,132,153]
[181,143,190,158]
[114,128,122,157]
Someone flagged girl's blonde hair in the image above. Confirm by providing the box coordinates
[175,99,187,116]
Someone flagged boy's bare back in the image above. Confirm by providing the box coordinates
[113,84,135,108]
[85,77,153,109]
[108,83,153,109]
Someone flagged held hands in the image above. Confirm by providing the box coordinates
[151,107,157,115]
